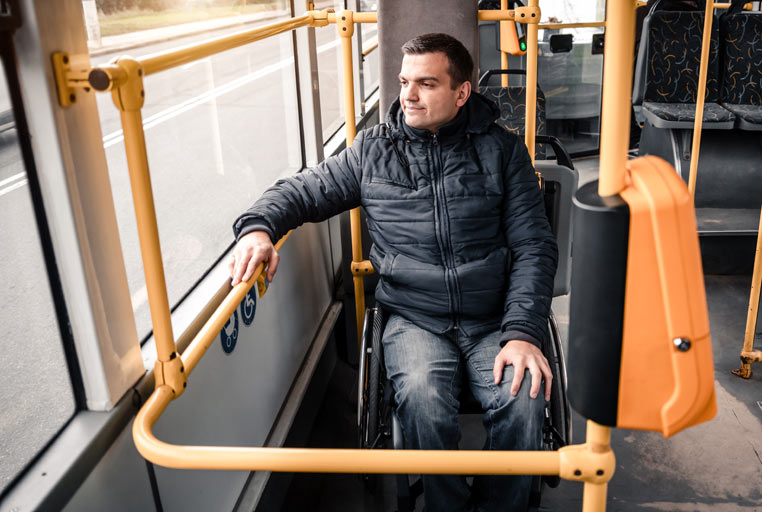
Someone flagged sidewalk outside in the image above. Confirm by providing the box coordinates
[88,9,290,57]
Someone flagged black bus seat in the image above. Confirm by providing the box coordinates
[535,135,578,297]
[632,2,762,274]
[719,6,762,131]
[633,8,736,130]
[641,102,735,130]
[478,68,548,159]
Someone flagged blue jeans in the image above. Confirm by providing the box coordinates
[382,314,545,512]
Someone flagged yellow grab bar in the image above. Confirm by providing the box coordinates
[687,0,715,198]
[524,0,539,163]
[182,233,291,376]
[140,15,314,76]
[598,0,636,196]
[539,21,605,29]
[134,384,562,473]
[362,37,378,58]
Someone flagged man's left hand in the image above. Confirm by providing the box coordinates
[493,340,552,401]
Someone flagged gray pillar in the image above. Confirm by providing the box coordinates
[377,0,479,118]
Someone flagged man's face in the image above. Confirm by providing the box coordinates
[399,52,471,133]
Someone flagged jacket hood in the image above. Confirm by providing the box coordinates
[386,91,500,140]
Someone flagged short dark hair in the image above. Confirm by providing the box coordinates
[401,33,473,89]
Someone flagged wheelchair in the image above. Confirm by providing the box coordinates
[357,306,571,510]
[357,138,577,511]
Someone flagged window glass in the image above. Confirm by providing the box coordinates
[538,25,604,155]
[359,0,379,100]
[540,0,606,24]
[0,61,76,495]
[90,7,301,339]
[315,0,346,140]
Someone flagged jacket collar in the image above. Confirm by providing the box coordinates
[386,91,499,142]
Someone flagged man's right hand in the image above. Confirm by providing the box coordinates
[228,231,280,286]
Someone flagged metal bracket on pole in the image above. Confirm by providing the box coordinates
[350,260,375,276]
[515,5,541,24]
[154,352,187,397]
[336,9,355,38]
[558,442,616,484]
[307,8,332,27]
[106,57,146,112]
[51,52,93,107]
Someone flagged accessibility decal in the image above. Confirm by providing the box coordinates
[219,310,239,354]
[240,286,257,326]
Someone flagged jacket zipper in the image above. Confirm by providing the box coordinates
[431,134,461,330]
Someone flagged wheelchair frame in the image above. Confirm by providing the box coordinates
[357,306,572,510]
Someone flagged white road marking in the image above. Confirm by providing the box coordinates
[1,38,342,198]
[0,172,25,188]
[131,285,148,313]
[101,38,340,149]
[0,178,28,197]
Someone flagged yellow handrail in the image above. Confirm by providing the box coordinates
[135,384,562,473]
[141,15,314,76]
[732,209,762,379]
[687,0,715,198]
[183,233,291,376]
[539,22,605,29]
[524,0,539,163]
[362,37,378,58]
[598,1,636,196]
[635,0,751,8]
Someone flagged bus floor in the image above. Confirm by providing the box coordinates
[280,158,762,512]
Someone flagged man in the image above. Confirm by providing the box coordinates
[230,33,557,512]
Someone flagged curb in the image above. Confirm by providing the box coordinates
[88,9,290,58]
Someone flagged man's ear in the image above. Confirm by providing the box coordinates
[455,80,471,107]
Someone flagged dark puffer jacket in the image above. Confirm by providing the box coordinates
[233,92,557,347]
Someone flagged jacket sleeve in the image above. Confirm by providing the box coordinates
[499,134,559,349]
[232,132,365,242]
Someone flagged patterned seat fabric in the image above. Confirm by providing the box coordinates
[721,104,762,126]
[481,85,547,158]
[644,11,721,103]
[481,85,546,135]
[720,13,762,105]
[719,12,762,129]
[643,101,735,122]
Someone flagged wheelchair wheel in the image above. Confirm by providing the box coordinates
[541,309,572,489]
[358,307,386,450]
[548,309,572,446]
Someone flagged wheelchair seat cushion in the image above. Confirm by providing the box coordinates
[642,101,735,123]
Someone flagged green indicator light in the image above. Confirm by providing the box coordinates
[520,42,526,51]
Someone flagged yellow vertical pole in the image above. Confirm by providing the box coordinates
[337,10,365,347]
[687,0,715,198]
[111,58,176,364]
[524,0,539,164]
[742,210,762,354]
[582,421,613,512]
[597,0,635,197]
[501,0,509,87]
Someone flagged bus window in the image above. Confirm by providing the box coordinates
[315,0,347,140]
[360,0,380,101]
[538,25,603,155]
[89,17,301,340]
[0,61,76,495]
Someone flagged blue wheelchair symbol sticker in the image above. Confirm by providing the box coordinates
[220,310,239,354]
[240,287,257,326]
